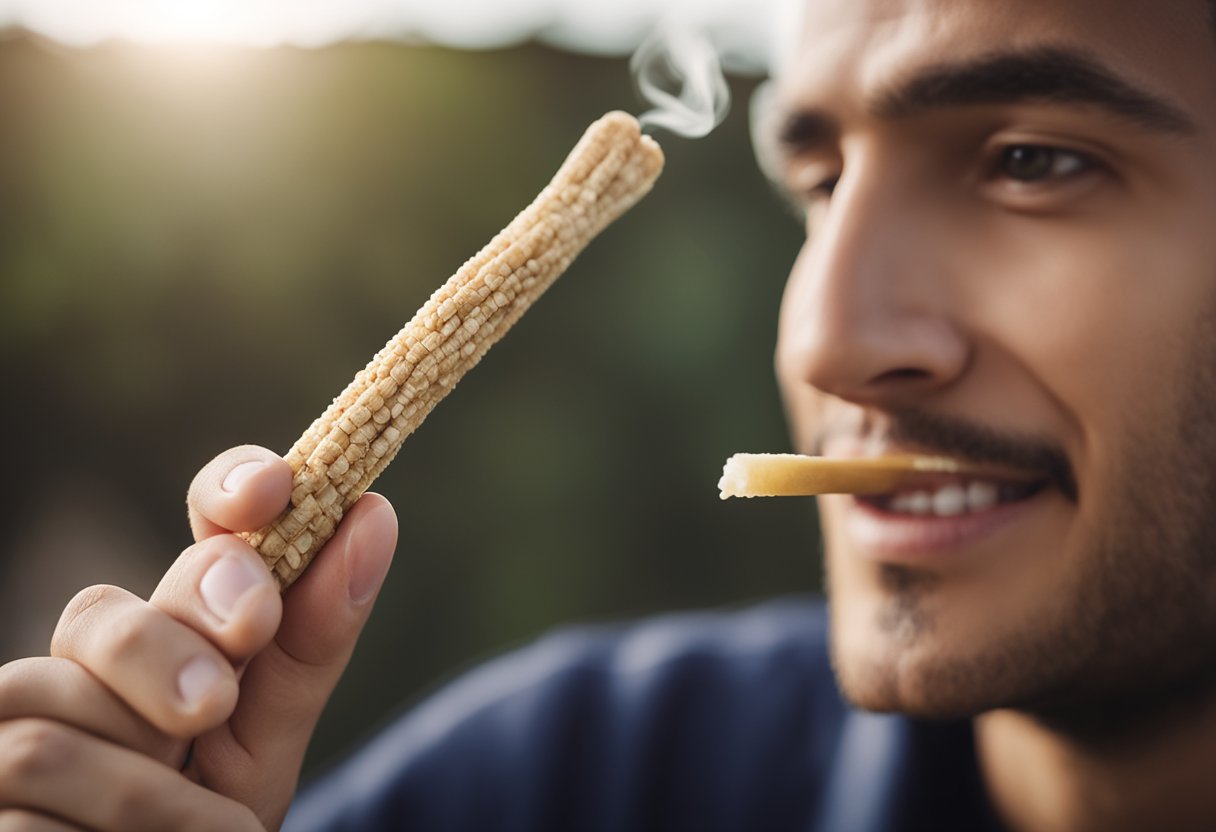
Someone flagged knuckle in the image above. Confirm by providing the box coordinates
[97,603,161,668]
[0,659,30,710]
[0,720,75,785]
[51,585,127,655]
[62,584,120,621]
[0,658,54,716]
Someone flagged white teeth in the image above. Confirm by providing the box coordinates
[932,484,968,516]
[889,493,915,513]
[966,481,998,511]
[890,491,932,514]
[882,479,1009,516]
[907,491,932,515]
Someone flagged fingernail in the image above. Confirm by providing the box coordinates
[178,656,222,709]
[201,555,265,621]
[348,505,396,605]
[222,460,265,493]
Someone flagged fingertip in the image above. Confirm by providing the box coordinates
[234,580,283,657]
[232,456,293,519]
[175,653,240,735]
[201,553,283,658]
[154,535,283,663]
[346,494,398,606]
[188,446,293,538]
[353,492,398,537]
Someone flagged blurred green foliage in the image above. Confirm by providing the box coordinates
[0,32,817,775]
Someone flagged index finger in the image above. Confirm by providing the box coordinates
[187,446,293,541]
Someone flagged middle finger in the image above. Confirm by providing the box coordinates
[0,657,182,767]
[51,585,238,740]
[0,719,260,832]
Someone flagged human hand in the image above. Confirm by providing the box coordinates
[0,445,398,830]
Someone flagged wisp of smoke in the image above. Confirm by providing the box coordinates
[630,23,730,138]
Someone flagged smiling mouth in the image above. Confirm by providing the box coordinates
[856,476,1049,517]
[841,465,1058,561]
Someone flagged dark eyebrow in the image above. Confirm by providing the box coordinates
[776,110,837,152]
[763,44,1196,182]
[875,46,1197,134]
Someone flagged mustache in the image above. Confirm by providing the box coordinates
[812,408,1078,501]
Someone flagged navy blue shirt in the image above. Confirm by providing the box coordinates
[285,598,1006,831]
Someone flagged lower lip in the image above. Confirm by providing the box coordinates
[840,491,1046,563]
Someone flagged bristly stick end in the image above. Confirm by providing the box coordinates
[718,453,752,499]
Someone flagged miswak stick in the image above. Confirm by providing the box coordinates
[244,112,664,589]
[717,453,1005,499]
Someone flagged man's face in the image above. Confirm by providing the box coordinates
[770,0,1216,718]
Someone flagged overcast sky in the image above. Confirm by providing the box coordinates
[0,0,789,72]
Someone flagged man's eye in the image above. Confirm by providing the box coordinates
[998,145,1089,183]
[808,175,839,200]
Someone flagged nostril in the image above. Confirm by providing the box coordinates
[873,367,933,384]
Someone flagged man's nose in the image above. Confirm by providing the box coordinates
[777,161,970,407]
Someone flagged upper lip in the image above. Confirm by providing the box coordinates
[818,441,1060,496]
[812,403,1081,501]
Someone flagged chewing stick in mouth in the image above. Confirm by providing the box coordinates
[244,112,664,589]
[718,453,985,499]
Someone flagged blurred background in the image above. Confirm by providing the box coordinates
[0,0,818,778]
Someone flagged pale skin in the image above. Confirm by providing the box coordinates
[0,446,397,829]
[6,1,1216,830]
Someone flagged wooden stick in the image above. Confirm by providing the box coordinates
[717,453,1006,499]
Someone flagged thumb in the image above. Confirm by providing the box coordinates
[191,492,398,826]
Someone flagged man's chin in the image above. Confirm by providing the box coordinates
[831,653,993,719]
[825,562,1049,719]
[828,628,1016,720]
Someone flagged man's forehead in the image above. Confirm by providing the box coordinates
[786,0,1211,48]
[776,0,1216,108]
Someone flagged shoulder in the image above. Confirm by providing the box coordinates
[286,597,845,832]
[507,594,836,708]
